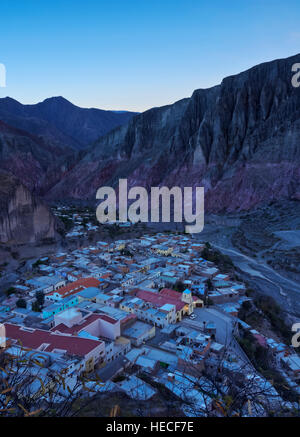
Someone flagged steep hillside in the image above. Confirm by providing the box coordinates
[0,120,76,195]
[0,96,138,150]
[48,53,300,212]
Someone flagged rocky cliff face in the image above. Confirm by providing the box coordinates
[0,171,61,244]
[48,53,300,212]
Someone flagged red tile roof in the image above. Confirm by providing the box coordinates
[46,277,100,298]
[99,314,119,325]
[121,313,137,326]
[100,273,112,279]
[160,288,182,299]
[52,313,119,336]
[51,314,102,335]
[135,289,185,311]
[160,287,200,302]
[5,323,103,357]
[253,334,268,348]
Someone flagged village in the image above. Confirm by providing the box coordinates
[0,228,299,417]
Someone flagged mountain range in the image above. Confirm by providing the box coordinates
[47,53,300,212]
[0,97,138,196]
[0,96,138,150]
[0,97,137,242]
[0,53,299,242]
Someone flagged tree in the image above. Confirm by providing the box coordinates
[174,281,185,293]
[206,278,213,291]
[5,287,15,297]
[32,259,42,269]
[160,341,299,417]
[0,340,297,417]
[36,291,45,307]
[16,299,27,309]
[31,300,41,312]
[0,345,106,417]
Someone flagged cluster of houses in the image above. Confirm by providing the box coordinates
[0,232,299,415]
[238,319,300,395]
[52,206,135,238]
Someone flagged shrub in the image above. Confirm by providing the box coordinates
[16,299,27,309]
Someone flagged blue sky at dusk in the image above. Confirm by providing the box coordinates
[1,0,300,112]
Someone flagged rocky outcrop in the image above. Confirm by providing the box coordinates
[0,171,61,244]
[48,53,300,212]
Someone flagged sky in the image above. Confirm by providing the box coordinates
[0,0,300,112]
